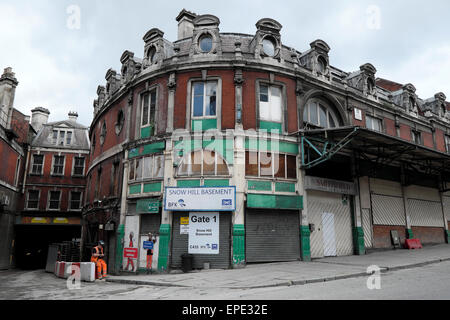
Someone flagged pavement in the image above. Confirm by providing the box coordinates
[106,244,450,289]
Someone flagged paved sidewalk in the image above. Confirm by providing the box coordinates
[106,244,450,289]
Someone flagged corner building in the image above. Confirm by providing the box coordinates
[85,9,450,273]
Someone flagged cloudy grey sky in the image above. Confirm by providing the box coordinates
[1,0,449,127]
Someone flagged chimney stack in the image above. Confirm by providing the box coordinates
[176,9,197,40]
[68,111,78,122]
[30,107,50,132]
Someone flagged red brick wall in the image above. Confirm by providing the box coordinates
[0,139,20,186]
[435,129,446,153]
[384,117,397,137]
[373,225,406,249]
[412,226,445,244]
[422,131,434,149]
[22,185,84,212]
[399,124,411,141]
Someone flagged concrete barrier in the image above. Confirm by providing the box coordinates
[54,262,96,282]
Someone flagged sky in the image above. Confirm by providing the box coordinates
[1,0,449,127]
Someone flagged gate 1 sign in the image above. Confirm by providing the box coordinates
[188,213,219,255]
[164,187,236,211]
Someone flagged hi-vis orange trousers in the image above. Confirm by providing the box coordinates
[91,257,107,279]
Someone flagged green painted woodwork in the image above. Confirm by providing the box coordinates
[247,180,272,191]
[140,125,154,139]
[174,137,234,165]
[406,228,414,239]
[143,182,162,193]
[245,138,299,154]
[157,224,171,272]
[259,121,282,133]
[275,182,296,193]
[129,141,165,159]
[353,226,365,255]
[246,194,303,210]
[136,198,161,213]
[177,180,201,187]
[203,179,230,187]
[129,184,142,195]
[232,224,245,266]
[299,225,311,262]
[192,119,217,131]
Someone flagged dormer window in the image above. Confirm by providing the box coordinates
[367,78,375,94]
[262,37,276,57]
[52,130,72,146]
[199,34,213,53]
[148,47,157,64]
[317,56,327,74]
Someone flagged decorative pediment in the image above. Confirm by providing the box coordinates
[360,63,377,75]
[310,39,330,54]
[403,83,416,93]
[256,18,282,33]
[105,68,117,81]
[120,50,134,64]
[193,14,220,27]
[143,28,164,44]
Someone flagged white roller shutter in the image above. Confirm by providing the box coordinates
[406,186,444,228]
[371,194,405,226]
[308,191,353,258]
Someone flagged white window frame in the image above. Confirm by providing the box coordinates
[245,151,297,180]
[26,189,40,210]
[52,155,65,176]
[445,135,450,154]
[258,83,283,124]
[30,154,44,175]
[72,156,85,177]
[191,81,218,120]
[303,99,340,129]
[411,130,422,145]
[128,154,164,182]
[177,150,230,177]
[140,88,158,130]
[47,190,62,211]
[69,191,83,211]
[366,115,383,132]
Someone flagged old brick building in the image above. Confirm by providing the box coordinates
[15,109,89,269]
[81,8,448,273]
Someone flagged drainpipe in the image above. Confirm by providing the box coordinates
[21,144,30,194]
[115,151,129,275]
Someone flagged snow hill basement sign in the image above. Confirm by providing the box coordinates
[164,187,236,211]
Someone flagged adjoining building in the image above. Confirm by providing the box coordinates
[16,110,89,269]
[84,9,450,274]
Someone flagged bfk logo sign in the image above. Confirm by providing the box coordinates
[167,199,187,208]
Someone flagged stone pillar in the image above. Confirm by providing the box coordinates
[115,150,129,274]
[167,73,176,133]
[352,154,365,255]
[232,127,246,267]
[401,164,414,239]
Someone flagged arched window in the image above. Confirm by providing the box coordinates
[303,99,341,128]
[317,56,327,74]
[177,150,230,177]
[367,78,375,94]
[100,121,106,146]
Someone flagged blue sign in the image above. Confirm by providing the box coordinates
[143,241,154,250]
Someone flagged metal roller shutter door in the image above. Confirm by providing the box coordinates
[246,209,300,263]
[407,199,444,227]
[371,194,405,226]
[444,196,450,222]
[171,212,231,269]
[308,191,353,258]
[140,214,161,235]
[362,208,373,248]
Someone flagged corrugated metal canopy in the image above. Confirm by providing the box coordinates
[295,126,450,175]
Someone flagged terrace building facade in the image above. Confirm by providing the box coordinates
[84,9,450,274]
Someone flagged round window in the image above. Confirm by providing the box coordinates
[262,38,276,57]
[199,35,213,53]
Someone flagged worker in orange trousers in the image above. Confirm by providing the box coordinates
[91,240,107,280]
